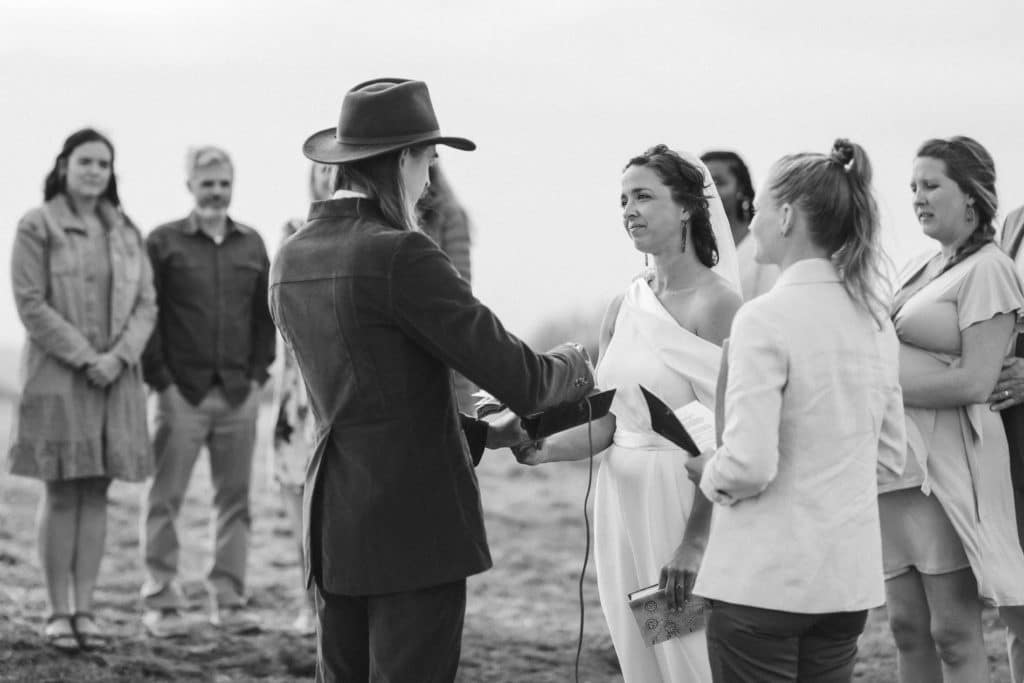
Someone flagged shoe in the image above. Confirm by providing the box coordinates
[291,610,316,636]
[142,608,190,639]
[43,614,80,653]
[72,612,111,651]
[210,606,261,634]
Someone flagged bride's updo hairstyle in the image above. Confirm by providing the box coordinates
[768,138,889,324]
[916,136,997,276]
[625,144,719,268]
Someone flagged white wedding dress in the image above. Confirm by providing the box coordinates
[592,153,738,682]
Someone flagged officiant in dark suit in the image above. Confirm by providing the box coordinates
[269,78,595,683]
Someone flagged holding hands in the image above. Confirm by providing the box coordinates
[84,353,124,388]
[990,357,1024,410]
[683,451,715,485]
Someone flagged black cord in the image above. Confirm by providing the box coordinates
[574,400,595,683]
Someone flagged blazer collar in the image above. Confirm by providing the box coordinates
[775,258,840,287]
[46,194,123,234]
[307,197,387,223]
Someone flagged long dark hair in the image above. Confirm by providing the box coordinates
[624,144,719,268]
[700,150,755,223]
[769,139,889,324]
[43,128,120,207]
[916,136,998,276]
[335,145,430,230]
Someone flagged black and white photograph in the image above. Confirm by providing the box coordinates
[1,0,1023,681]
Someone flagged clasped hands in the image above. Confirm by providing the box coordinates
[990,357,1024,411]
[84,352,125,388]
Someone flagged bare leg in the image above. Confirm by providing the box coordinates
[71,477,111,613]
[886,570,942,683]
[922,568,991,683]
[37,481,80,617]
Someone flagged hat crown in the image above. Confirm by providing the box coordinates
[337,78,440,145]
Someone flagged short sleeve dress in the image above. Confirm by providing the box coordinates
[880,243,1024,605]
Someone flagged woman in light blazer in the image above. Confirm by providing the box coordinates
[685,139,907,682]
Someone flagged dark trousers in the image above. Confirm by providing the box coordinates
[313,578,466,683]
[1002,404,1024,550]
[706,601,868,683]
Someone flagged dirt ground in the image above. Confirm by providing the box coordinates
[0,399,1014,682]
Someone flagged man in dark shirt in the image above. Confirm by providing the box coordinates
[140,146,275,637]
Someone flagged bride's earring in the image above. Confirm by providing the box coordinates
[681,220,688,253]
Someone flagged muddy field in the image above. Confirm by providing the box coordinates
[0,399,1013,682]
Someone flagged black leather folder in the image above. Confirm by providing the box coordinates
[521,389,617,440]
[639,385,700,456]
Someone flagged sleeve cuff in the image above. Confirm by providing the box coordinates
[459,414,489,467]
[700,455,738,506]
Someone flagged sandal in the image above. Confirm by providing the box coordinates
[72,612,111,651]
[43,614,80,653]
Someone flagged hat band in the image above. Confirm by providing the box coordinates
[337,129,442,145]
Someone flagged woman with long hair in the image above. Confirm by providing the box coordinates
[269,77,594,682]
[9,128,157,652]
[516,144,743,681]
[701,150,778,300]
[880,136,1024,683]
[686,139,906,681]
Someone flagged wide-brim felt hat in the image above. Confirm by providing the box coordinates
[303,78,476,164]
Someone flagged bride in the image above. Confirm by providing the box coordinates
[516,144,742,682]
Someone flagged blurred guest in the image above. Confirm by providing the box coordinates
[271,161,333,635]
[9,128,157,651]
[994,201,1024,682]
[416,163,476,411]
[140,146,275,637]
[272,77,594,682]
[686,139,906,682]
[515,145,742,682]
[880,136,1024,683]
[702,150,779,299]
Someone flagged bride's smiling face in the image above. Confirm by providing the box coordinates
[620,165,688,254]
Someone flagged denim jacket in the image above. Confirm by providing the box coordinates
[8,195,157,481]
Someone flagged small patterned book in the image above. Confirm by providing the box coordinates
[627,583,708,647]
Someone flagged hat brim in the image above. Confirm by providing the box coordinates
[302,127,476,164]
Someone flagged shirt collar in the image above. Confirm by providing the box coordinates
[332,189,369,200]
[183,211,248,236]
[774,258,840,287]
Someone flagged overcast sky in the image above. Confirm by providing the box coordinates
[1,0,1022,350]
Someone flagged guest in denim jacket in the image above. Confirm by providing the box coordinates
[8,128,157,652]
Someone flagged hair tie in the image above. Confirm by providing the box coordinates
[830,139,855,168]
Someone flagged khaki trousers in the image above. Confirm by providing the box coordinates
[140,384,259,610]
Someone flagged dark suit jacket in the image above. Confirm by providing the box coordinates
[1000,206,1024,498]
[269,198,594,596]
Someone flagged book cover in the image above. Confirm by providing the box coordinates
[627,583,708,647]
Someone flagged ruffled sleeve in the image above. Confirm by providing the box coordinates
[956,247,1024,330]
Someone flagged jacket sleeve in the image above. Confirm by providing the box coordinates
[10,211,99,368]
[109,229,158,365]
[248,239,276,385]
[389,231,593,416]
[141,232,174,390]
[700,304,787,505]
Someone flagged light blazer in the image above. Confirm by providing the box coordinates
[694,259,906,613]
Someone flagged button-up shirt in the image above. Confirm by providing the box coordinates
[694,258,906,614]
[143,213,275,406]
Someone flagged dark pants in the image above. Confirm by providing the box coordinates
[313,578,466,683]
[1002,404,1024,550]
[706,601,868,683]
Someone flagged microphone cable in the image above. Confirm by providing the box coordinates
[574,400,595,683]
